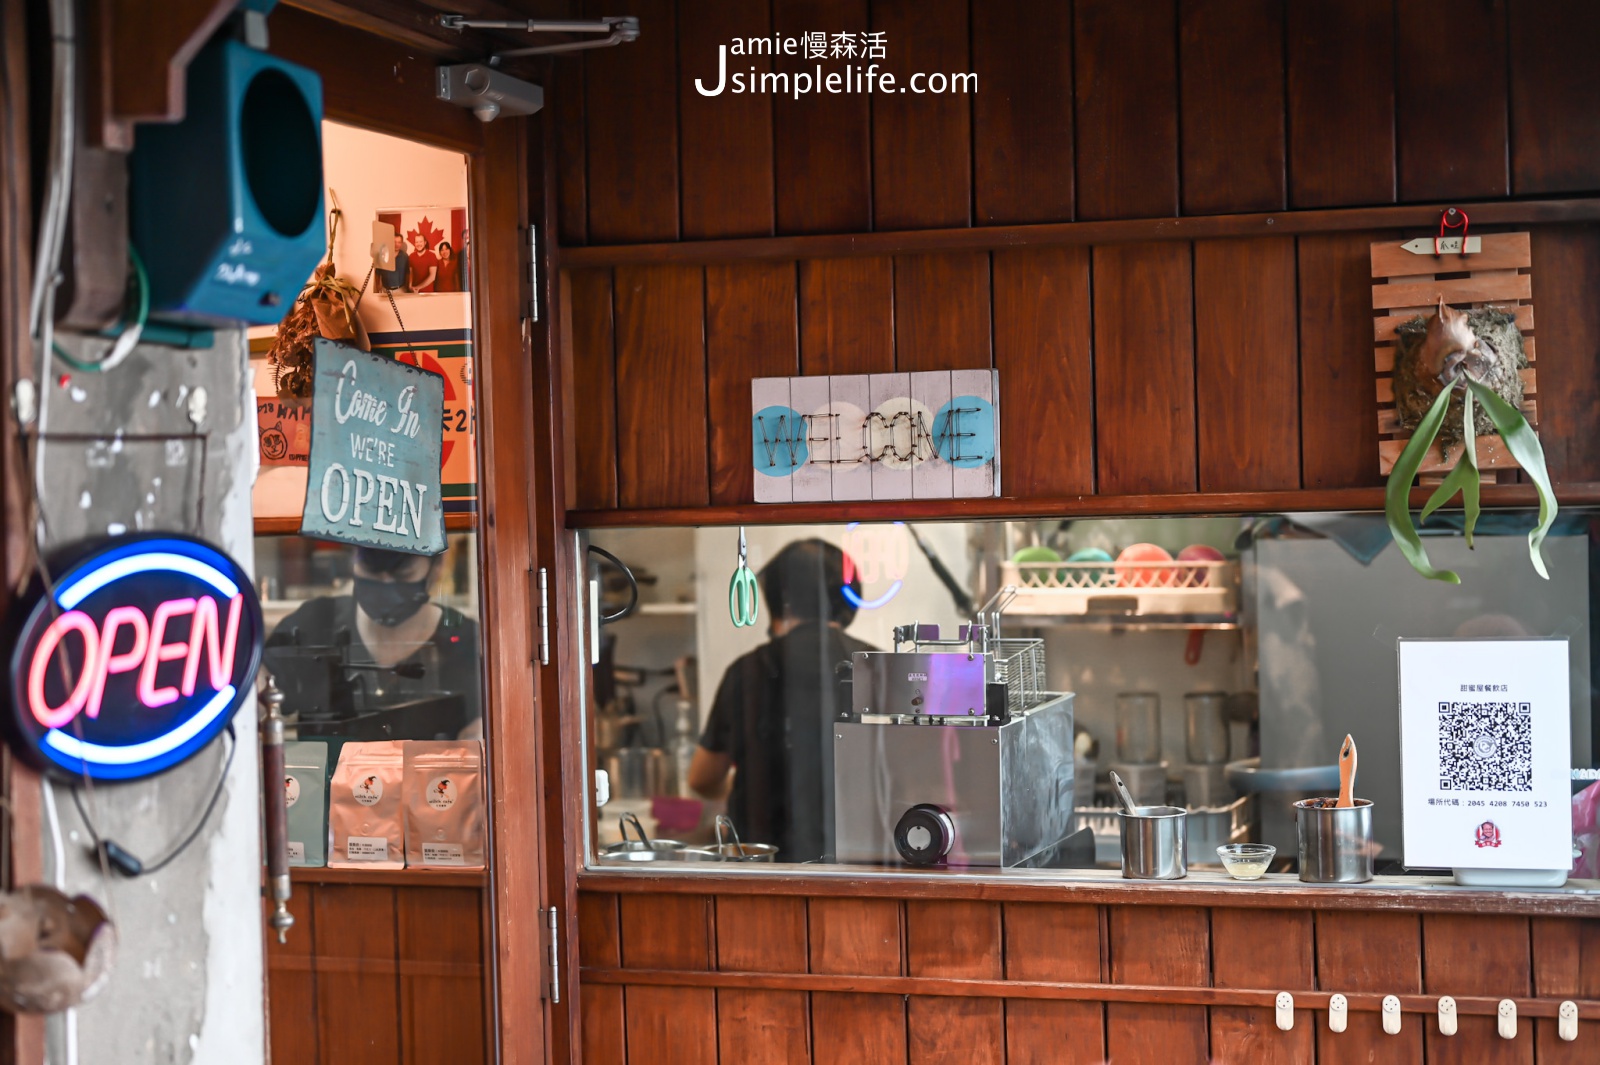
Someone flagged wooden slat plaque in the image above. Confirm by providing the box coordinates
[1371,232,1537,477]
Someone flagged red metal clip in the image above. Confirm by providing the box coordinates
[1436,207,1470,256]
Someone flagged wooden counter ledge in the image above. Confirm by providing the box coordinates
[288,865,488,888]
[578,864,1600,917]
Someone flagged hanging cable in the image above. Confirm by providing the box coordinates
[51,247,149,373]
[70,726,238,878]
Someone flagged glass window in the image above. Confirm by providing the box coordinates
[580,512,1597,878]
[256,532,483,743]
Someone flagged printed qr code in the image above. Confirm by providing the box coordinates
[1438,701,1533,791]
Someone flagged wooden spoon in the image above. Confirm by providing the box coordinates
[1337,734,1357,809]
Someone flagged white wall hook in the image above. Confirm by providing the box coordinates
[1437,996,1457,1036]
[1329,994,1348,1033]
[1559,1000,1578,1042]
[1275,992,1294,1032]
[1382,995,1402,1035]
[1497,999,1517,1040]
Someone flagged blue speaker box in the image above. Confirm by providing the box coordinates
[130,38,325,326]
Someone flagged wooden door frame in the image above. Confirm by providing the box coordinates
[270,10,550,1064]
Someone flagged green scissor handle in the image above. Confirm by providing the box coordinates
[729,526,758,627]
[729,568,758,627]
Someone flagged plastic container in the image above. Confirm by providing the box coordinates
[1114,692,1161,763]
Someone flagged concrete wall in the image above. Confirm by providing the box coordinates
[37,330,263,1064]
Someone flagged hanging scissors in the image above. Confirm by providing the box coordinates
[729,526,758,628]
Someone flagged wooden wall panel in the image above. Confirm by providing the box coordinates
[578,891,621,967]
[1528,226,1600,484]
[1422,913,1533,1065]
[715,898,812,1063]
[893,253,992,372]
[808,897,902,975]
[972,0,1074,225]
[906,900,1002,979]
[266,890,320,1065]
[1315,910,1423,1064]
[624,986,718,1065]
[1003,902,1105,1063]
[1179,0,1286,215]
[1003,902,1102,982]
[1210,909,1313,1064]
[313,885,401,1063]
[678,0,775,240]
[581,987,627,1065]
[718,989,811,1063]
[908,998,1003,1065]
[706,262,799,504]
[798,257,895,376]
[812,993,907,1064]
[1074,0,1179,221]
[584,0,678,242]
[992,247,1095,497]
[716,896,809,973]
[577,893,626,1065]
[1395,0,1509,202]
[552,51,587,246]
[1531,917,1600,1062]
[771,0,873,234]
[619,892,713,970]
[1194,237,1300,491]
[613,265,708,508]
[1106,906,1210,1063]
[1286,0,1396,208]
[1510,0,1600,195]
[1297,230,1388,489]
[870,0,972,230]
[1092,242,1197,494]
[566,269,617,510]
[397,888,485,1065]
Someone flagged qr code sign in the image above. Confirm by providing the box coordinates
[1438,701,1533,791]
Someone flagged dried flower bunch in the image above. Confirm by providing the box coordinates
[265,206,370,400]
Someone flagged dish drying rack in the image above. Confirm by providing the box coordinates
[1077,793,1254,866]
[1000,558,1237,617]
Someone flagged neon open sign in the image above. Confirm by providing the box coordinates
[5,536,263,781]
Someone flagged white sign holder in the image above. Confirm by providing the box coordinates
[1397,637,1571,887]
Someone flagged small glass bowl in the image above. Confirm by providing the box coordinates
[1217,843,1277,880]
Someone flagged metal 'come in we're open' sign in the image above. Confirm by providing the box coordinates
[752,370,1000,503]
[301,338,445,556]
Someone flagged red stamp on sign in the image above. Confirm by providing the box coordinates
[1474,821,1503,848]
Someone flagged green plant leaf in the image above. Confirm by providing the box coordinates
[1420,389,1480,548]
[1385,384,1460,583]
[1466,378,1558,579]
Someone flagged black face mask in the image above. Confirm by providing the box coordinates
[353,576,431,627]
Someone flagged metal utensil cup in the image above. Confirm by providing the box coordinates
[598,813,692,858]
[711,814,778,862]
[1294,799,1374,883]
[1117,805,1188,879]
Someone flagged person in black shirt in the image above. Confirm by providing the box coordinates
[688,539,874,862]
[264,546,481,741]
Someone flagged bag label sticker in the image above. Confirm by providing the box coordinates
[422,842,465,865]
[347,836,391,861]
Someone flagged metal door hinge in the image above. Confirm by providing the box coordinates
[536,567,550,665]
[523,225,540,322]
[540,905,561,1002]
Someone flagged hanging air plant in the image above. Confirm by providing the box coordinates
[1384,297,1557,583]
